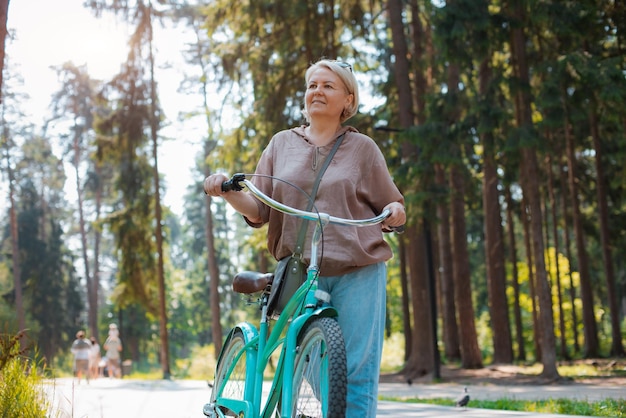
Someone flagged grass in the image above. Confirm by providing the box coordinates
[380,396,626,417]
[379,334,626,416]
[0,331,55,418]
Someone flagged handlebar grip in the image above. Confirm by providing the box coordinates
[221,173,246,192]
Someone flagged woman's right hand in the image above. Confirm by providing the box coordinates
[203,173,263,224]
[203,173,230,197]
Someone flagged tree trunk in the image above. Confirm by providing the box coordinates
[559,163,580,354]
[387,0,414,124]
[562,92,598,358]
[509,0,559,379]
[435,163,460,362]
[521,198,540,360]
[480,58,513,364]
[445,42,481,369]
[542,195,551,276]
[504,186,525,361]
[404,224,435,378]
[0,4,18,343]
[387,0,437,378]
[521,149,558,377]
[546,153,568,359]
[0,0,9,104]
[483,145,513,364]
[409,0,428,121]
[73,124,97,339]
[410,0,440,377]
[204,159,223,357]
[589,109,624,356]
[148,9,170,379]
[450,165,483,369]
[93,171,102,343]
[188,8,225,359]
[398,237,412,361]
[3,139,26,337]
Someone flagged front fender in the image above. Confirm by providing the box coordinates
[289,305,339,344]
[215,322,258,366]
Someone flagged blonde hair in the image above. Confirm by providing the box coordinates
[303,59,359,123]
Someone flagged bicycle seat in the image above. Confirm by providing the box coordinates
[233,271,273,294]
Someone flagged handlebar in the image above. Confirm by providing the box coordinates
[221,173,404,233]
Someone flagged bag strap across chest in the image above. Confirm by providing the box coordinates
[293,132,346,257]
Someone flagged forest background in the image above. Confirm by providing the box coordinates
[0,0,625,382]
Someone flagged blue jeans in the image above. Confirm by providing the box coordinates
[318,262,387,418]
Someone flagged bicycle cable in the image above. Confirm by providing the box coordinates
[246,173,327,272]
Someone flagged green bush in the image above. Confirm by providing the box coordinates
[176,344,217,380]
[0,331,53,418]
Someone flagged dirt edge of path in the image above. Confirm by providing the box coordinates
[380,358,626,387]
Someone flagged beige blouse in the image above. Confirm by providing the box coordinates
[245,125,404,276]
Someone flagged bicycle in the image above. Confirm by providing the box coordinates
[203,173,399,418]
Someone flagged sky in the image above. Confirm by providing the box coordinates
[6,0,202,217]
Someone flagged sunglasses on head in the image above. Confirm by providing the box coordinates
[335,61,353,72]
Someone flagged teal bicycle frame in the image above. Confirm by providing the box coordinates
[206,177,391,418]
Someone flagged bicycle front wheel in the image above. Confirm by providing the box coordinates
[292,317,347,418]
[210,329,247,415]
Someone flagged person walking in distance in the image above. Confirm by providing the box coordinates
[204,59,406,417]
[104,323,123,378]
[71,330,92,383]
[88,336,101,379]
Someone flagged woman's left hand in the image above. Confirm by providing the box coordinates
[382,202,406,231]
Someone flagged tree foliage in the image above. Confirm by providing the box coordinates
[0,0,624,378]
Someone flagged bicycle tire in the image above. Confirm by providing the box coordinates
[210,329,247,416]
[291,317,347,418]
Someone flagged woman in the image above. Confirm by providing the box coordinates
[204,59,405,417]
[88,336,101,379]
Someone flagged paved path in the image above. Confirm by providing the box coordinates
[44,378,626,418]
[377,381,626,402]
